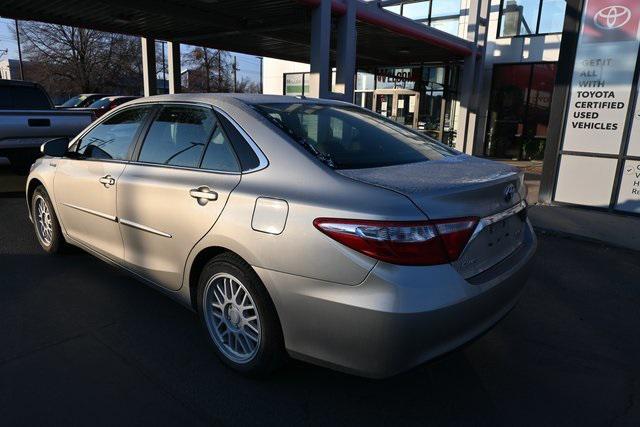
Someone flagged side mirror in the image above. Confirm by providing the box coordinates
[41,137,70,157]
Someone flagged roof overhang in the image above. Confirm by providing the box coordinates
[0,0,474,67]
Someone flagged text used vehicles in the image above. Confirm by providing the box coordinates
[26,94,536,378]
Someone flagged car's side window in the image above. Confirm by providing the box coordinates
[77,106,151,160]
[200,125,240,172]
[216,113,261,171]
[138,105,216,168]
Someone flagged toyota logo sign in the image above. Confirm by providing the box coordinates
[594,6,632,30]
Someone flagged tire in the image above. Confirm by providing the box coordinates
[31,186,64,254]
[197,252,286,376]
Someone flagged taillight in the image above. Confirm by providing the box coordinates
[313,217,478,266]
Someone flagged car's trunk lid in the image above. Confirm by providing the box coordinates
[337,155,528,278]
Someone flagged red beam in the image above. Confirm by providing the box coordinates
[296,0,473,57]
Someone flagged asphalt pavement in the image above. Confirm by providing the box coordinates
[1,171,639,426]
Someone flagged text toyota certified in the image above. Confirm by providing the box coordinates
[27,94,536,378]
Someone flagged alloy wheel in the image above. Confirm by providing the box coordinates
[34,195,53,246]
[203,272,261,363]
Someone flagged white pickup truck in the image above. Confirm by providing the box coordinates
[0,80,93,173]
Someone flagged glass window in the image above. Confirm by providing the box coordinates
[77,107,151,160]
[430,0,460,18]
[254,103,457,169]
[385,1,462,35]
[402,1,430,20]
[88,98,112,109]
[499,0,565,37]
[285,73,304,96]
[431,17,459,36]
[12,86,51,109]
[383,5,401,14]
[356,72,375,91]
[216,114,260,171]
[500,0,541,36]
[200,126,240,172]
[0,87,11,109]
[485,63,557,159]
[538,0,566,34]
[61,95,89,108]
[138,106,216,168]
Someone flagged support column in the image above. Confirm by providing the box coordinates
[457,54,479,154]
[167,42,181,94]
[308,0,331,99]
[456,0,490,154]
[335,0,356,102]
[141,37,157,97]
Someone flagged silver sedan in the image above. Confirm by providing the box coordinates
[26,94,536,378]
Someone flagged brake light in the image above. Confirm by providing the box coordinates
[313,217,478,266]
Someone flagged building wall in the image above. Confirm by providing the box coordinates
[0,59,21,80]
[260,0,565,157]
[473,0,562,155]
[262,57,309,95]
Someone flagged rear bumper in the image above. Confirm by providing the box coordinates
[256,222,536,378]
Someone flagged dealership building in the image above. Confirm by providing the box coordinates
[261,0,640,217]
[264,0,566,160]
[1,0,639,219]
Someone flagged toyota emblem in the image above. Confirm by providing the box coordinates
[594,6,632,30]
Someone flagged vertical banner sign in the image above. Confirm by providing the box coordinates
[627,84,640,157]
[562,0,640,154]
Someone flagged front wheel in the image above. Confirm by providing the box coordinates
[31,186,64,254]
[197,253,286,376]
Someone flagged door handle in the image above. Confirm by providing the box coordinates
[99,175,116,188]
[190,186,218,206]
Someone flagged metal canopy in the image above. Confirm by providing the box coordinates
[0,0,473,67]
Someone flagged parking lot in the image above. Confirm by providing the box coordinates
[1,167,639,426]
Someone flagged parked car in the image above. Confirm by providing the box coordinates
[58,93,109,108]
[0,80,94,174]
[26,94,536,378]
[86,96,140,118]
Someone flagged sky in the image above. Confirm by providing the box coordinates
[0,17,261,84]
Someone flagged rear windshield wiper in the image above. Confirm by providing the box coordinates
[262,112,336,168]
[296,137,335,168]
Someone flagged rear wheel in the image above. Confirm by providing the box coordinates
[31,186,64,254]
[197,253,286,376]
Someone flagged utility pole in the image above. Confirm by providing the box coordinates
[203,48,211,92]
[232,55,237,93]
[15,19,24,80]
[160,41,166,93]
[258,56,263,94]
[217,50,222,91]
[258,56,264,93]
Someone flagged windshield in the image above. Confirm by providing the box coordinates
[60,95,88,108]
[253,103,458,169]
[88,98,111,109]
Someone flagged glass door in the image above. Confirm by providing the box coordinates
[375,94,393,118]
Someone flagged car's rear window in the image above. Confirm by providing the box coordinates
[253,103,458,169]
[88,97,111,109]
[0,85,52,109]
[60,95,88,108]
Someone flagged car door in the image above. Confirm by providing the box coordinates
[116,104,241,290]
[54,105,153,260]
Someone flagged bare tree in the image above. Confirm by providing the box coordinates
[235,77,260,94]
[12,21,142,100]
[182,47,234,93]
